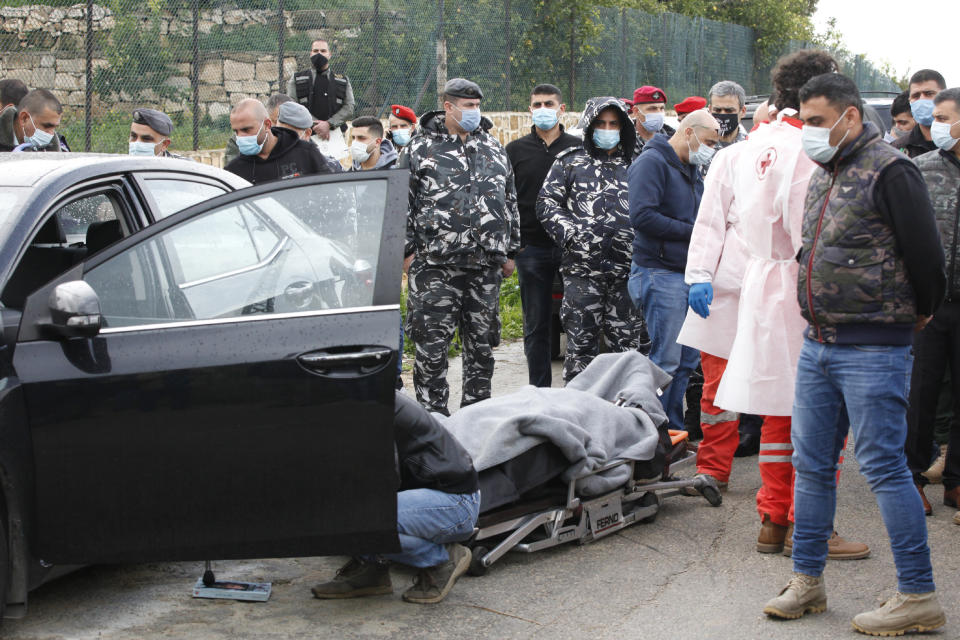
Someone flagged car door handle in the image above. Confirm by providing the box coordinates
[297,347,394,377]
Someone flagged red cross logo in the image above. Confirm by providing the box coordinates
[756,147,778,180]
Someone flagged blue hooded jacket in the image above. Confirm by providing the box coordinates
[627,133,703,272]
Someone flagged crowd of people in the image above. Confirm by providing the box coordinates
[2,39,957,636]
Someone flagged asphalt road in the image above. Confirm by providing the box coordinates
[4,342,958,640]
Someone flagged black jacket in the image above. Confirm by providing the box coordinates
[224,127,342,185]
[506,125,581,247]
[393,392,478,495]
[893,125,936,159]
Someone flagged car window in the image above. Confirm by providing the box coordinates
[55,193,119,245]
[84,178,388,328]
[141,179,228,220]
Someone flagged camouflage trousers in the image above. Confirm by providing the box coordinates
[560,272,639,383]
[405,258,502,415]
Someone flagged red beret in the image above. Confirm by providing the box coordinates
[632,86,667,105]
[674,96,707,114]
[390,104,417,124]
[620,97,634,108]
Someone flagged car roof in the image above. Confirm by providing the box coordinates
[0,153,249,189]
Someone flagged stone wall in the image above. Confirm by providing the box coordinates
[0,50,298,119]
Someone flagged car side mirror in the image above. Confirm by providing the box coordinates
[45,281,102,338]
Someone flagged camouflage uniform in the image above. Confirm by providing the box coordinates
[537,97,641,383]
[405,109,519,414]
[798,128,919,341]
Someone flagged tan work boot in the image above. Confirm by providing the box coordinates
[757,513,788,553]
[851,591,946,636]
[401,543,471,604]
[953,510,960,525]
[763,572,827,619]
[921,444,947,484]
[782,525,871,560]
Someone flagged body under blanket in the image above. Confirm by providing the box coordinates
[441,351,672,496]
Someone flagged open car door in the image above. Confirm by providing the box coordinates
[13,170,406,564]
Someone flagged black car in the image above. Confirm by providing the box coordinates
[741,92,896,133]
[0,155,406,618]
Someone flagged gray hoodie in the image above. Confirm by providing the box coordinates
[350,137,398,171]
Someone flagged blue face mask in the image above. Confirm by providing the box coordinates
[911,99,935,127]
[687,131,716,165]
[129,140,162,156]
[455,106,481,132]
[236,122,265,156]
[392,128,411,146]
[26,113,54,149]
[592,128,620,150]
[640,111,664,133]
[532,107,559,131]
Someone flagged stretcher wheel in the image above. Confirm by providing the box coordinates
[702,485,723,507]
[468,546,489,577]
[639,492,659,524]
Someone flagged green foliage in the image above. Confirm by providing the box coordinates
[92,1,184,103]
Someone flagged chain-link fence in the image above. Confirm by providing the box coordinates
[0,0,901,153]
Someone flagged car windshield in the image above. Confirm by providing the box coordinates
[0,187,29,221]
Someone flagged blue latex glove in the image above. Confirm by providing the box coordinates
[688,282,713,318]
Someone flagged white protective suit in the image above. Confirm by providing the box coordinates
[677,141,750,360]
[713,113,817,416]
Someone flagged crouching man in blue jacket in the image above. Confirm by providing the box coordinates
[627,109,719,433]
[311,392,480,604]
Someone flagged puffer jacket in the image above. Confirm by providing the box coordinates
[393,391,479,494]
[798,123,927,343]
[405,110,520,267]
[535,96,637,279]
[916,148,960,300]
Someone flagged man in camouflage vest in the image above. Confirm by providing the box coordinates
[765,72,947,636]
[404,78,520,415]
[907,87,960,522]
[537,96,639,383]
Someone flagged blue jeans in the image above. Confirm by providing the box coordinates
[370,488,480,568]
[791,338,934,593]
[516,244,562,387]
[628,264,700,431]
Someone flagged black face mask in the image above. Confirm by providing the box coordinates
[311,53,329,70]
[714,112,739,137]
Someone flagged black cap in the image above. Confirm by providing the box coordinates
[132,108,173,137]
[442,78,483,100]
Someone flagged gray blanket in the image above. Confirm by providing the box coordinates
[442,351,672,495]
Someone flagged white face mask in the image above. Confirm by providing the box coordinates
[350,140,374,163]
[930,120,960,152]
[800,110,850,163]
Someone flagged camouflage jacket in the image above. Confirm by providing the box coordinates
[916,149,960,299]
[798,124,918,342]
[406,110,520,268]
[536,96,637,279]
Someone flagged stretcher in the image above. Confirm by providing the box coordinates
[467,419,721,576]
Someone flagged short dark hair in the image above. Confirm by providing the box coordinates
[266,93,293,112]
[18,88,62,116]
[531,84,562,100]
[891,91,911,118]
[909,69,946,90]
[0,78,28,108]
[351,115,383,138]
[934,87,960,111]
[771,49,839,112]
[799,72,863,118]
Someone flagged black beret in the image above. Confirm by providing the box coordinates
[132,108,173,136]
[443,78,483,100]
